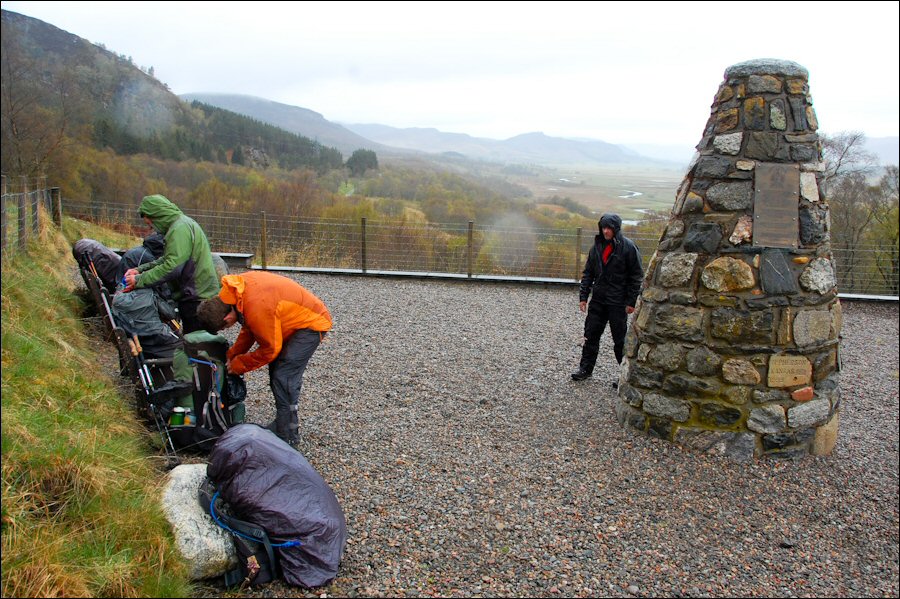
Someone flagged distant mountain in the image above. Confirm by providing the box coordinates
[619,143,696,165]
[181,93,388,156]
[865,136,899,166]
[345,124,675,166]
[178,95,674,166]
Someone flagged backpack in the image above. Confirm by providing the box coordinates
[206,425,347,588]
[111,288,182,359]
[198,477,280,587]
[165,330,246,452]
[72,238,121,293]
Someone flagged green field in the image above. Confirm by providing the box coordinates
[492,162,686,221]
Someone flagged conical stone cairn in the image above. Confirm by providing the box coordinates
[615,59,841,461]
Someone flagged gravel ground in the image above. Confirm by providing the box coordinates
[96,270,883,598]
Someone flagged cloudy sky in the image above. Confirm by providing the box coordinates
[4,1,899,147]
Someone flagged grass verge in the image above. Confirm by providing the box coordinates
[1,220,191,597]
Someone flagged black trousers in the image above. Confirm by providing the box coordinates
[579,302,627,374]
[269,329,322,444]
[179,299,202,333]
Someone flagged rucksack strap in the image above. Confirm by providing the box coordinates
[220,513,279,585]
[204,488,281,586]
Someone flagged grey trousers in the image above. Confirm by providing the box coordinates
[269,329,322,444]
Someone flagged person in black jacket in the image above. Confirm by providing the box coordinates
[115,232,166,283]
[572,213,644,384]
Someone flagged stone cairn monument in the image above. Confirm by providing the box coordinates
[615,59,841,460]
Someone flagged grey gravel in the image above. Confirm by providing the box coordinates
[199,273,899,598]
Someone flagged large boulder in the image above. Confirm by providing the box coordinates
[161,464,237,580]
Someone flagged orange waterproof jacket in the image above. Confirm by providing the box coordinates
[220,271,332,374]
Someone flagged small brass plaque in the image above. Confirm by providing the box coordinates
[767,354,812,387]
[753,163,799,249]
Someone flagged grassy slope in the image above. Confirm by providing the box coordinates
[1,219,191,597]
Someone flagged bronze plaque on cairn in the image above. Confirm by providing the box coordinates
[753,163,800,249]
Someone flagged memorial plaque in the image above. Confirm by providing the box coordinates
[767,354,812,387]
[753,163,799,249]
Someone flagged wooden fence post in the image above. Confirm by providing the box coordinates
[51,188,62,227]
[1,175,7,257]
[260,211,267,270]
[467,221,474,278]
[575,227,583,281]
[31,176,43,237]
[18,176,28,250]
[361,217,367,273]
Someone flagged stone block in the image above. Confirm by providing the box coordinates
[767,354,812,387]
[748,404,786,433]
[811,412,839,455]
[787,398,831,428]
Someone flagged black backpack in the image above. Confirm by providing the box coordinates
[198,477,282,587]
[167,331,246,452]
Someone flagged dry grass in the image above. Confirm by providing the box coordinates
[2,217,191,597]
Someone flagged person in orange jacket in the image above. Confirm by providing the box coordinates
[197,271,332,446]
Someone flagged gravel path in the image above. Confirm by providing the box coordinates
[196,273,898,598]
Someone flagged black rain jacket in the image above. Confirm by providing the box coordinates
[578,213,644,307]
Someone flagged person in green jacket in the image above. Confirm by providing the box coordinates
[123,194,220,333]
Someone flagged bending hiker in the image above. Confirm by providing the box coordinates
[197,271,332,447]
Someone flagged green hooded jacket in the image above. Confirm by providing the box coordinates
[136,194,220,302]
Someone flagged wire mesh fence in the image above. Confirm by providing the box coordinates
[17,195,900,297]
[0,188,54,259]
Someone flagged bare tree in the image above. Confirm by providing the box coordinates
[821,131,878,188]
[823,131,898,293]
[871,165,899,294]
[1,22,73,181]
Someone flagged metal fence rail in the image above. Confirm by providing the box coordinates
[49,197,900,298]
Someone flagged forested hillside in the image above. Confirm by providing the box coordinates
[1,10,342,177]
[1,10,602,234]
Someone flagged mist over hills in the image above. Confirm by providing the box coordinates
[343,123,680,166]
[180,93,389,157]
[177,94,899,168]
[181,93,684,167]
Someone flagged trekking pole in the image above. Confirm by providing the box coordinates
[131,335,179,463]
[88,259,100,280]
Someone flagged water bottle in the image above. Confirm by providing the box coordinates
[169,407,185,426]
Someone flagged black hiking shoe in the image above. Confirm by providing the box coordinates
[571,369,592,381]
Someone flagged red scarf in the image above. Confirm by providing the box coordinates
[602,243,613,264]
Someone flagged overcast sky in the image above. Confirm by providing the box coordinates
[4,1,899,147]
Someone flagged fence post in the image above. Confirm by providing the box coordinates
[260,211,268,270]
[467,220,474,278]
[575,227,583,281]
[1,175,6,257]
[38,176,48,233]
[18,176,28,250]
[31,177,42,237]
[361,217,367,273]
[51,188,62,227]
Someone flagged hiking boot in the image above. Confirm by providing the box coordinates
[571,369,592,381]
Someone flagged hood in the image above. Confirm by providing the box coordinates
[139,195,183,234]
[219,274,246,313]
[598,213,623,236]
[142,232,165,258]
